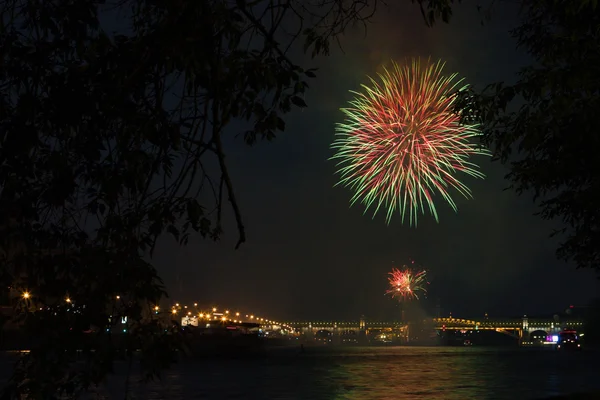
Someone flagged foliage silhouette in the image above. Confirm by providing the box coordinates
[584,297,600,345]
[0,0,457,397]
[457,0,600,272]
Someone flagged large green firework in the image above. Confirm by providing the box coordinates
[330,58,490,225]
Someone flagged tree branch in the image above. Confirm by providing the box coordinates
[214,136,246,249]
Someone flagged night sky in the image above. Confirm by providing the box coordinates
[153,1,599,322]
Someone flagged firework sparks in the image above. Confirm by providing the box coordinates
[385,267,428,301]
[331,58,490,225]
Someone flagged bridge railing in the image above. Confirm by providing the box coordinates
[284,318,586,331]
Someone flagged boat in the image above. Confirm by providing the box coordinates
[556,330,581,351]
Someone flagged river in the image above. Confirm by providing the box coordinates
[3,346,600,399]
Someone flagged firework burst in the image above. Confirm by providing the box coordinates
[385,267,428,301]
[331,58,489,225]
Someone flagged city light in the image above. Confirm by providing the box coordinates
[167,302,296,332]
[22,292,30,299]
[116,295,120,300]
[65,297,71,303]
[154,306,159,311]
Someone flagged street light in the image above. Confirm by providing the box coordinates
[116,295,120,300]
[172,309,177,314]
[22,292,30,299]
[212,307,217,312]
[65,297,71,303]
[154,306,159,312]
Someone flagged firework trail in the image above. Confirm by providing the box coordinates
[386,267,428,301]
[331,58,490,225]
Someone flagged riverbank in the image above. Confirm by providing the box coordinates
[0,329,299,358]
[543,394,600,399]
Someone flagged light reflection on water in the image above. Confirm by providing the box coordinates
[7,346,600,399]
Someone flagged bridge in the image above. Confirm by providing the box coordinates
[166,302,586,345]
[169,303,295,332]
[281,315,586,343]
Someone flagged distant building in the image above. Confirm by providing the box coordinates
[182,316,199,327]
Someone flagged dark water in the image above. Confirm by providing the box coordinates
[4,346,600,399]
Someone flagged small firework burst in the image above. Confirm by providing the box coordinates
[385,267,428,301]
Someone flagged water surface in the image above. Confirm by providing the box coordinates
[5,346,600,399]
